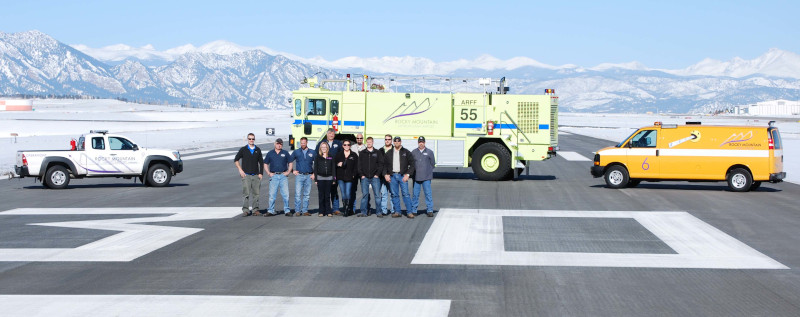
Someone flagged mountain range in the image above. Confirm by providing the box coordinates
[2,30,799,113]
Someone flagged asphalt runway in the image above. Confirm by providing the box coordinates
[1,133,799,316]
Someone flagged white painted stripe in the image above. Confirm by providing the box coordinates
[0,207,239,262]
[660,149,769,157]
[558,151,591,161]
[0,295,451,317]
[599,148,770,158]
[412,209,787,269]
[181,150,237,160]
[209,155,236,161]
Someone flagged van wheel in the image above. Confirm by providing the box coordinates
[604,166,629,189]
[472,143,511,181]
[627,180,641,188]
[45,165,70,189]
[750,181,762,191]
[726,168,753,192]
[146,164,171,187]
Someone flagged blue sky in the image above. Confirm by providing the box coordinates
[2,0,797,68]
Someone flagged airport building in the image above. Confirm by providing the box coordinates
[747,99,800,116]
[0,99,33,111]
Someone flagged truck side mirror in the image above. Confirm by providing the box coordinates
[133,144,139,151]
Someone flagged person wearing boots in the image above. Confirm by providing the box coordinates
[314,142,335,217]
[358,136,383,217]
[335,139,359,216]
[384,136,415,218]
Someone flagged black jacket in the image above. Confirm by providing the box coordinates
[358,148,384,178]
[234,145,263,175]
[335,150,359,182]
[314,154,335,177]
[383,147,415,176]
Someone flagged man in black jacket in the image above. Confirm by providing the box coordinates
[384,136,415,218]
[233,133,263,217]
[358,137,383,217]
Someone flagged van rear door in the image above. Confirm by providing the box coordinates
[768,128,783,174]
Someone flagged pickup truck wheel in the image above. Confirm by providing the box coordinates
[471,143,511,181]
[45,165,70,189]
[727,168,752,192]
[604,165,629,189]
[146,164,171,187]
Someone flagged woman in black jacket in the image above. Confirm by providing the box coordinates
[335,140,359,216]
[314,142,335,217]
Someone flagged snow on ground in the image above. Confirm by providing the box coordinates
[0,99,293,178]
[560,113,800,184]
[2,100,798,185]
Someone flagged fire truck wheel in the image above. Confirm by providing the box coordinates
[45,165,70,189]
[604,165,629,189]
[726,168,752,192]
[472,143,511,181]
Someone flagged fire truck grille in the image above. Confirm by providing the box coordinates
[517,102,539,135]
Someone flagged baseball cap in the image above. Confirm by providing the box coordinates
[393,136,402,142]
[275,138,283,144]
[418,136,426,143]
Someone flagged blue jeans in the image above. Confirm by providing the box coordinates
[360,177,381,215]
[390,173,413,214]
[380,179,392,214]
[412,180,433,214]
[268,174,290,214]
[337,180,354,209]
[294,174,312,213]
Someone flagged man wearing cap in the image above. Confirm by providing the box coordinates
[234,133,263,217]
[316,128,343,213]
[411,136,436,217]
[264,138,293,216]
[290,137,314,216]
[383,136,415,218]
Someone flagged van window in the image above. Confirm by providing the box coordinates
[307,99,326,116]
[770,129,782,149]
[616,130,638,147]
[629,130,657,148]
[294,99,302,116]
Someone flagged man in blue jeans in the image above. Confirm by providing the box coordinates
[383,136,415,218]
[290,137,314,216]
[411,136,435,217]
[378,134,394,216]
[358,136,383,217]
[264,138,293,216]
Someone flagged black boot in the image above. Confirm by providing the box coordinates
[342,200,350,217]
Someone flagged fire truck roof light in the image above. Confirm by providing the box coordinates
[653,122,662,126]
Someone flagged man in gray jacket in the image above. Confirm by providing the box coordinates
[410,136,435,217]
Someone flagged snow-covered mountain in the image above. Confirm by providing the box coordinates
[1,31,334,108]
[2,30,799,112]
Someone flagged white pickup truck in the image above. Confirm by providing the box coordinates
[14,130,183,189]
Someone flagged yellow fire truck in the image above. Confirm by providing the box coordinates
[288,75,558,181]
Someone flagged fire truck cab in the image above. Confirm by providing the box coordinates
[289,75,559,181]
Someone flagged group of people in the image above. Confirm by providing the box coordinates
[233,128,436,219]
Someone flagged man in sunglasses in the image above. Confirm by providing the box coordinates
[377,134,394,216]
[234,133,263,217]
[384,136,415,218]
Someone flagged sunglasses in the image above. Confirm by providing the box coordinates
[343,143,351,146]
[247,138,255,140]
[356,138,363,140]
[385,138,392,141]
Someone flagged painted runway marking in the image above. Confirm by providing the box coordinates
[0,207,239,262]
[412,209,788,269]
[0,295,452,317]
[558,151,591,161]
[181,150,237,160]
[209,155,236,161]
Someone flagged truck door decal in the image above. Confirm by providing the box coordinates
[384,98,433,123]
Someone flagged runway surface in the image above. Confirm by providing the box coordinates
[1,133,799,316]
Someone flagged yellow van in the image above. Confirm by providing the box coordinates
[590,121,785,191]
